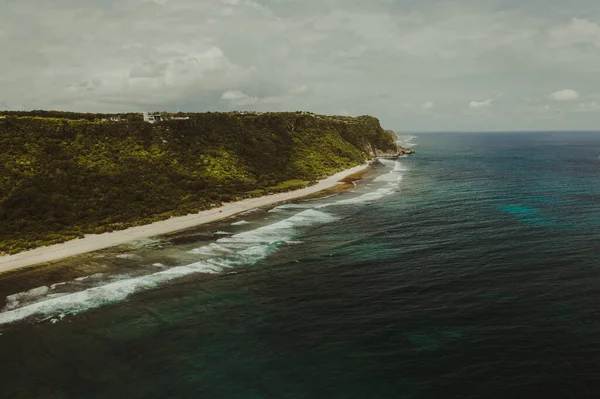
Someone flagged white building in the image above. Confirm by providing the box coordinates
[143,112,162,123]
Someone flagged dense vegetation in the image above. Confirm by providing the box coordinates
[0,110,143,122]
[0,111,398,254]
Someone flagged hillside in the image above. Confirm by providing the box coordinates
[0,111,401,254]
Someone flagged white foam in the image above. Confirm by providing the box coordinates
[193,209,337,265]
[189,243,232,256]
[74,273,104,282]
[0,262,224,326]
[3,299,19,312]
[393,162,408,173]
[214,231,233,235]
[374,172,401,183]
[50,282,66,290]
[239,209,261,216]
[381,158,397,164]
[231,220,251,226]
[0,209,337,326]
[0,160,411,327]
[335,160,405,204]
[335,186,397,204]
[3,286,50,311]
[272,203,314,210]
[396,134,418,148]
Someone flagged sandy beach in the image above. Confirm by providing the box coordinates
[0,164,369,274]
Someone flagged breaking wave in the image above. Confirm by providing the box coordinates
[0,159,408,327]
[396,134,417,148]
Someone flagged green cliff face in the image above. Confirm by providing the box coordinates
[0,111,398,254]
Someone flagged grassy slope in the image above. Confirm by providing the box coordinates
[0,112,397,254]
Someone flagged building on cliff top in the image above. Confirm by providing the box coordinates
[143,112,161,123]
[143,112,189,123]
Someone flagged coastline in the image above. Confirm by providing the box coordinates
[0,163,370,274]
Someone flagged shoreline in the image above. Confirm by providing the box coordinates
[0,163,370,274]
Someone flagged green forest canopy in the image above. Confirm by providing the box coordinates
[0,111,399,254]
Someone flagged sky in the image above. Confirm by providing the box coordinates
[1,0,600,131]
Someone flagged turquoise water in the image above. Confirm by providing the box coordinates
[1,132,600,398]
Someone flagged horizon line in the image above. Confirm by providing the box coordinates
[394,130,600,134]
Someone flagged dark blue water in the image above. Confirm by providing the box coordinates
[1,132,600,398]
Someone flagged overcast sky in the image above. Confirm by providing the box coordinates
[2,0,600,131]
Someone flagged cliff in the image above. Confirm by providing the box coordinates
[0,111,401,254]
[365,130,415,158]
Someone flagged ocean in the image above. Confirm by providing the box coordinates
[1,132,600,398]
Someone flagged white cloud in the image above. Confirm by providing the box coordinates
[220,90,257,106]
[421,101,434,110]
[469,99,493,109]
[3,0,600,130]
[550,89,580,101]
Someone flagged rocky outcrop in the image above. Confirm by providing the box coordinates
[367,138,415,158]
[368,144,414,159]
[374,149,414,158]
[365,130,415,158]
[398,146,415,155]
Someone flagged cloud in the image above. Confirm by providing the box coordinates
[469,99,493,109]
[550,89,580,101]
[3,0,600,130]
[421,101,435,110]
[548,18,600,47]
[130,61,169,79]
[220,0,274,17]
[220,90,258,106]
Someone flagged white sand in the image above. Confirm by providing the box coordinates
[0,164,369,273]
